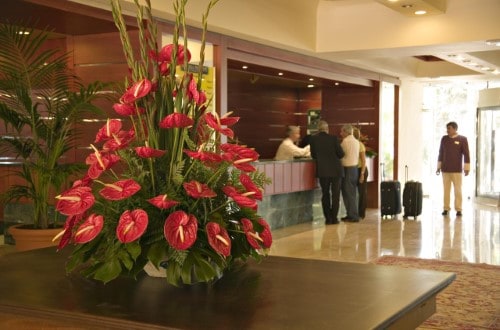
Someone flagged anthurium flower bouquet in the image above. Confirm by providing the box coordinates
[54,0,271,286]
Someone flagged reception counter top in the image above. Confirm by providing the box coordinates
[0,248,454,330]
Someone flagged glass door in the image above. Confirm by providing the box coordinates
[476,106,500,198]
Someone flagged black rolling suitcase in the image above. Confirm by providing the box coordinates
[403,165,423,219]
[381,181,402,218]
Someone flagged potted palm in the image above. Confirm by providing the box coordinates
[0,21,103,250]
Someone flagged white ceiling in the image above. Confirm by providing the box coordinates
[74,0,500,82]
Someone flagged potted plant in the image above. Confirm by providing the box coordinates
[0,21,103,250]
[54,0,272,286]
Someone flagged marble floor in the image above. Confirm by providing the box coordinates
[270,197,500,266]
[1,197,499,265]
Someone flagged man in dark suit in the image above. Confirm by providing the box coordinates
[310,120,345,225]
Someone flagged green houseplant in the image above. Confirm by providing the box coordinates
[0,21,103,237]
[54,0,272,286]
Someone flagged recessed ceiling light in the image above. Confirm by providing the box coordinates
[278,72,284,76]
[18,31,30,35]
[401,4,413,8]
[242,65,248,69]
[307,84,314,88]
[415,10,427,15]
[309,78,314,81]
[492,69,500,75]
[485,39,500,46]
[334,82,340,86]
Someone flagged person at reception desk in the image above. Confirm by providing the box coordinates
[274,125,311,161]
[340,124,360,222]
[310,120,344,225]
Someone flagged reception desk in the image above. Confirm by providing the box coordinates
[254,159,320,229]
[0,248,455,329]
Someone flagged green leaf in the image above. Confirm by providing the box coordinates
[118,248,134,271]
[94,259,122,283]
[125,241,141,260]
[146,241,167,266]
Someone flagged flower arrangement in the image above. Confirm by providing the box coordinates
[54,0,271,286]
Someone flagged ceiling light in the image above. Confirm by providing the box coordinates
[334,82,340,86]
[415,10,427,15]
[242,65,248,69]
[485,39,500,46]
[493,69,500,75]
[480,66,490,71]
[307,84,315,88]
[278,72,284,76]
[18,31,30,35]
[309,78,314,81]
[401,4,413,8]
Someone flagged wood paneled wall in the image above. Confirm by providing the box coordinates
[322,82,380,208]
[229,76,321,159]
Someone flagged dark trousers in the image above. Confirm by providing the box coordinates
[357,168,368,218]
[341,166,359,220]
[319,177,341,224]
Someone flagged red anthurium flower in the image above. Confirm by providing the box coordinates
[71,175,93,188]
[164,210,198,250]
[187,75,199,103]
[206,222,231,257]
[120,78,152,103]
[116,209,148,243]
[257,218,272,248]
[221,143,259,161]
[232,157,257,172]
[53,214,83,250]
[148,194,179,209]
[159,62,170,76]
[103,129,136,151]
[158,44,191,64]
[240,173,263,200]
[183,180,217,198]
[99,179,141,201]
[135,146,166,158]
[159,112,194,129]
[86,148,121,179]
[240,218,263,249]
[222,186,258,210]
[95,119,122,143]
[197,91,207,106]
[74,214,104,244]
[184,149,222,163]
[55,186,95,216]
[113,103,146,116]
[204,112,240,139]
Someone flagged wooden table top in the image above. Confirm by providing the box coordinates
[0,248,454,329]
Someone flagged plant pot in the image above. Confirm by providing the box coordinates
[7,224,61,251]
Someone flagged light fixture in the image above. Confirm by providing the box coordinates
[493,69,500,75]
[278,72,284,76]
[485,39,500,46]
[307,84,314,88]
[415,10,427,15]
[480,66,490,71]
[18,31,30,35]
[401,4,413,8]
[242,65,248,69]
[308,78,314,81]
[334,82,340,86]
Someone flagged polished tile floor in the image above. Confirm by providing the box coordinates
[270,197,500,266]
[1,197,498,265]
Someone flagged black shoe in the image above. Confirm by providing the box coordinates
[341,216,349,220]
[329,220,339,225]
[441,210,448,216]
[456,211,462,217]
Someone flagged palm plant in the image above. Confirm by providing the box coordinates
[0,22,104,229]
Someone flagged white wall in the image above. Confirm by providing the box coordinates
[398,80,425,184]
